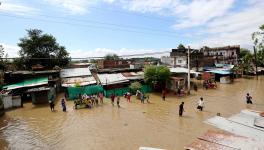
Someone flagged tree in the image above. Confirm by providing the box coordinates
[252,24,264,67]
[177,43,186,49]
[144,65,170,91]
[129,82,142,93]
[235,49,254,75]
[0,45,5,69]
[104,53,120,60]
[17,29,70,69]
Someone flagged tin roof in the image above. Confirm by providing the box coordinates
[205,109,264,141]
[122,72,144,80]
[60,68,92,78]
[97,73,129,85]
[185,130,264,150]
[170,67,200,74]
[3,77,48,90]
[61,76,97,87]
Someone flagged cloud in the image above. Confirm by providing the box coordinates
[0,43,20,57]
[0,0,39,16]
[122,0,176,14]
[44,0,98,15]
[191,1,264,49]
[69,48,170,58]
[173,0,235,29]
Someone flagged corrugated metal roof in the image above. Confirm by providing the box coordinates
[61,76,97,87]
[122,72,144,80]
[205,110,264,141]
[60,68,92,78]
[206,70,231,75]
[185,130,264,150]
[170,67,200,74]
[97,73,129,85]
[3,77,48,90]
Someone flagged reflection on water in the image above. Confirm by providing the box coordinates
[0,76,264,150]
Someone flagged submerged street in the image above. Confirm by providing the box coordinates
[0,76,264,150]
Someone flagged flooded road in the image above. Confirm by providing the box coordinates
[0,76,264,150]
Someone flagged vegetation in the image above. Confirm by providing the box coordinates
[129,82,142,93]
[233,48,254,75]
[177,43,186,49]
[104,54,120,60]
[0,45,5,70]
[144,65,170,90]
[252,24,264,67]
[17,29,70,69]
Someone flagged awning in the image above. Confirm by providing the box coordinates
[206,70,231,75]
[3,77,48,90]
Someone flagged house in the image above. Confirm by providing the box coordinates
[201,45,240,65]
[96,73,130,97]
[170,48,204,69]
[97,60,131,69]
[160,56,173,66]
[168,67,201,92]
[2,77,56,105]
[60,68,97,87]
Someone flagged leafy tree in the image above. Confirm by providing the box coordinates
[177,43,186,49]
[129,82,142,93]
[144,65,170,90]
[239,48,251,58]
[252,24,264,67]
[104,54,120,60]
[0,45,5,70]
[17,29,70,69]
[235,51,254,75]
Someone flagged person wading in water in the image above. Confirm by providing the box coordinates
[246,93,253,104]
[179,102,184,117]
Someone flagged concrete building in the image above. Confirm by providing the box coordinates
[201,45,240,65]
[160,56,173,66]
[97,60,131,69]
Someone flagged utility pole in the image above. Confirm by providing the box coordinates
[187,46,191,95]
[253,46,258,79]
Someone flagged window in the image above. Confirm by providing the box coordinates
[178,60,182,63]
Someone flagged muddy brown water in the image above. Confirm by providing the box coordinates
[0,76,264,150]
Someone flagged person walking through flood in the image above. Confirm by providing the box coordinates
[99,92,104,104]
[49,100,55,111]
[146,94,150,103]
[246,93,253,104]
[61,98,66,112]
[179,102,184,117]
[162,90,166,101]
[140,93,145,104]
[117,96,120,108]
[197,97,204,111]
[127,92,131,103]
[110,94,115,106]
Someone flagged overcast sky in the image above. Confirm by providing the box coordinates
[0,0,264,58]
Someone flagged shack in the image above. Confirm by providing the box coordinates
[1,77,56,105]
[97,73,130,97]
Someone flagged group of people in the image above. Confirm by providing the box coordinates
[203,80,217,90]
[136,90,150,103]
[49,98,67,112]
[110,94,121,107]
[74,93,104,109]
[179,93,254,117]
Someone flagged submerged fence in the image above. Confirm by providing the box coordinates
[67,84,152,100]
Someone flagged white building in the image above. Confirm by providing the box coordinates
[160,56,173,66]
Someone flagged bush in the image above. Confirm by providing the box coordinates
[129,82,142,93]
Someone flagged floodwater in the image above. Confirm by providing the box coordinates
[0,76,264,150]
